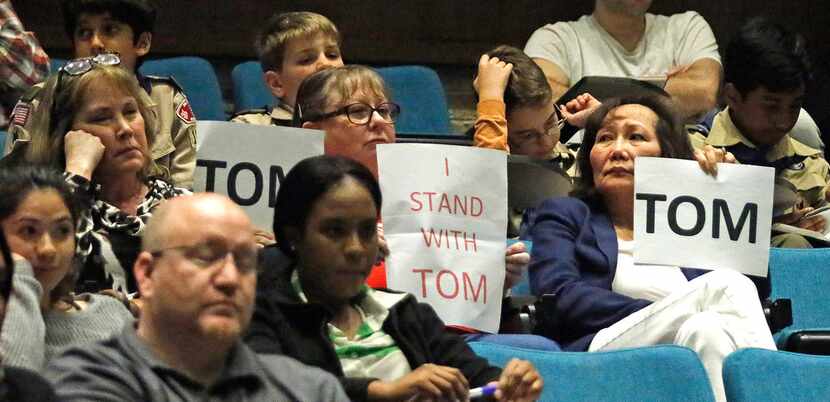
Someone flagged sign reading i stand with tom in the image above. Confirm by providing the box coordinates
[378,143,507,333]
[193,121,324,228]
[633,157,774,277]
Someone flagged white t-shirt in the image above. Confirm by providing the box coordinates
[612,239,688,301]
[524,11,721,85]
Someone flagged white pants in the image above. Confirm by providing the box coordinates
[588,270,776,402]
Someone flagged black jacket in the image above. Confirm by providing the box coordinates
[245,246,502,402]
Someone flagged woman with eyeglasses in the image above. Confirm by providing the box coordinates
[6,55,190,293]
[289,65,560,351]
[293,64,399,179]
[0,166,133,371]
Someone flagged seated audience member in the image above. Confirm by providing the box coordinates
[8,60,190,293]
[0,0,49,131]
[689,18,828,248]
[6,0,197,188]
[247,155,543,402]
[473,45,576,174]
[473,46,602,238]
[529,94,774,402]
[46,193,349,402]
[0,225,58,401]
[524,0,721,121]
[0,166,133,370]
[232,11,343,126]
[293,66,546,344]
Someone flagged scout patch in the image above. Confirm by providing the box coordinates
[176,100,195,124]
[10,102,31,127]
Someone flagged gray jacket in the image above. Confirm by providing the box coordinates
[46,325,349,402]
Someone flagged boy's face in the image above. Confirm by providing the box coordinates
[507,103,561,159]
[726,84,804,147]
[73,12,151,72]
[265,33,343,107]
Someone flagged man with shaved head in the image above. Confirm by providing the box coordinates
[46,193,348,402]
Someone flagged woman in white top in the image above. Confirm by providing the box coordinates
[528,94,775,402]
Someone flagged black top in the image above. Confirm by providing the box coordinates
[1,366,58,402]
[245,246,503,402]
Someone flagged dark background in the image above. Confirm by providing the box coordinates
[16,1,830,138]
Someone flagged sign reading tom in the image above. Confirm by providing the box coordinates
[378,144,507,333]
[634,157,774,277]
[194,121,324,228]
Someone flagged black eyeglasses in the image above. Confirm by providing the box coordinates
[60,52,121,76]
[308,102,401,125]
[150,242,259,274]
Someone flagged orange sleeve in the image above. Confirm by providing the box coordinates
[473,99,510,152]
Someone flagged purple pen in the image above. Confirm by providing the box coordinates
[469,384,498,399]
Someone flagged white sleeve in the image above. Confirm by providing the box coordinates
[524,22,579,82]
[671,11,721,67]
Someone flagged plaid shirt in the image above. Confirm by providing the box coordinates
[0,1,49,128]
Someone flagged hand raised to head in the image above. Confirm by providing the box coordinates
[64,130,105,180]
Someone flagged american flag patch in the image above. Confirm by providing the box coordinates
[11,102,31,127]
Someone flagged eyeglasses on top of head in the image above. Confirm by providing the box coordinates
[60,52,121,76]
[303,102,402,126]
[150,242,260,274]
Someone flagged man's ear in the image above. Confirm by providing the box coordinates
[133,251,156,299]
[264,70,286,99]
[134,32,152,58]
[723,83,742,108]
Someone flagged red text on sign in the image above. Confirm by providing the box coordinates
[412,268,487,304]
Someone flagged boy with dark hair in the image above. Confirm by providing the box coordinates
[232,11,343,126]
[6,0,197,188]
[690,17,829,247]
[473,45,576,174]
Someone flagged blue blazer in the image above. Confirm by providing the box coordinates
[528,196,768,351]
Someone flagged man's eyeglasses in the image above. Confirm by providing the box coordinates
[60,52,121,76]
[150,242,259,274]
[308,102,401,126]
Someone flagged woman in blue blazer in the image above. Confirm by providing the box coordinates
[529,95,776,402]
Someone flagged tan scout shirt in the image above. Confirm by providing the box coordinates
[3,76,197,189]
[689,108,830,211]
[230,102,293,126]
[143,76,197,189]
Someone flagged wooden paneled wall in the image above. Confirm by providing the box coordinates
[14,1,830,134]
[16,1,828,65]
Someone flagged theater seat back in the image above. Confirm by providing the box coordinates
[469,343,715,402]
[723,348,830,401]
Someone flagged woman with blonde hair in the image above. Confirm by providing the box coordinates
[6,53,189,293]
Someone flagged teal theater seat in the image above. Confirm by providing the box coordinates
[469,343,715,402]
[723,348,830,401]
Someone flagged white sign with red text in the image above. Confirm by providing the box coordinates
[378,144,507,333]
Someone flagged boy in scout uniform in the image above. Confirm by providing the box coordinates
[5,0,196,188]
[689,18,828,247]
[231,12,343,126]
